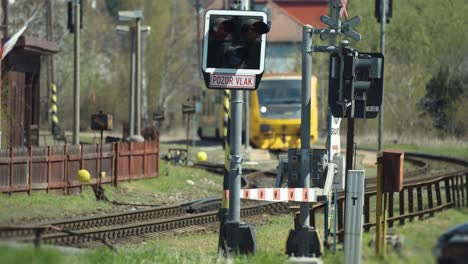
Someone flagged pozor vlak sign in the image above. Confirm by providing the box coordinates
[201,10,269,90]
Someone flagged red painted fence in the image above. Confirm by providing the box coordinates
[0,138,159,195]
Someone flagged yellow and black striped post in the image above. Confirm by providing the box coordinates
[50,84,59,136]
[50,83,65,142]
[218,89,231,255]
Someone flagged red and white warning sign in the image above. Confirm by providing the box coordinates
[235,188,317,202]
[209,74,256,89]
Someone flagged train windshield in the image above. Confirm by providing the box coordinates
[256,79,302,119]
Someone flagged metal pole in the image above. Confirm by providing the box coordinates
[378,0,386,152]
[299,24,312,228]
[228,90,243,224]
[245,92,250,160]
[226,0,248,249]
[195,0,202,80]
[72,0,80,144]
[135,18,142,136]
[129,31,136,138]
[46,0,53,122]
[242,0,251,162]
[328,0,341,251]
[0,0,6,147]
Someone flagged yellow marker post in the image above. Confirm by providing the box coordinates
[375,154,383,256]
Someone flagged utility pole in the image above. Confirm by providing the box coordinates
[135,17,142,136]
[46,0,54,122]
[129,30,136,137]
[72,0,80,144]
[195,0,202,80]
[298,24,313,230]
[0,0,4,149]
[378,0,387,152]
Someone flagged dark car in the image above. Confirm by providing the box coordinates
[433,223,468,264]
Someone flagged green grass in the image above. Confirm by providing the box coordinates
[0,161,222,224]
[1,208,466,263]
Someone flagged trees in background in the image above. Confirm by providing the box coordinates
[4,0,467,139]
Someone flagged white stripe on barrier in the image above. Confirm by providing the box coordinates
[235,188,317,202]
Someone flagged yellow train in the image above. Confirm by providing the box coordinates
[197,74,318,150]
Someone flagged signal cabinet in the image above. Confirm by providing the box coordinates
[382,150,404,192]
[287,149,328,188]
[91,113,113,131]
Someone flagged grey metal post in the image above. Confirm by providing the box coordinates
[72,0,80,144]
[327,0,341,249]
[344,170,365,264]
[245,92,250,160]
[228,90,243,224]
[135,18,142,136]
[299,24,312,228]
[129,31,136,137]
[378,0,387,152]
[227,0,250,225]
[242,0,251,162]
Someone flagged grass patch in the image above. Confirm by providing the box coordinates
[1,208,466,263]
[0,161,222,224]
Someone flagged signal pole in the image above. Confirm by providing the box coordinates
[227,0,248,247]
[378,0,387,152]
[73,0,80,144]
[135,17,142,136]
[46,0,54,122]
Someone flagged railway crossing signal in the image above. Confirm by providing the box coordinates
[182,102,195,114]
[153,110,165,121]
[375,0,392,24]
[329,50,384,118]
[201,10,269,90]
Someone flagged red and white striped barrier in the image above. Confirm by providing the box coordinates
[230,188,317,202]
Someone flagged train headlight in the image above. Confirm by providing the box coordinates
[260,106,267,113]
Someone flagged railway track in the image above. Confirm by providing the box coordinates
[1,151,465,249]
[0,200,288,248]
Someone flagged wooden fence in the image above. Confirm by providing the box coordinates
[0,139,159,195]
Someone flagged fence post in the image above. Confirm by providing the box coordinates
[47,146,51,193]
[417,186,423,220]
[114,142,119,187]
[9,147,13,195]
[129,142,133,181]
[64,145,68,195]
[28,146,32,195]
[427,184,434,217]
[156,132,160,177]
[399,190,405,225]
[408,187,414,222]
[465,173,468,207]
[364,193,370,231]
[460,175,466,207]
[445,178,452,205]
[435,182,442,207]
[455,176,461,207]
[80,144,84,193]
[338,198,344,241]
[143,141,146,178]
[388,192,394,228]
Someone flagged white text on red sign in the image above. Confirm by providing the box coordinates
[209,74,256,89]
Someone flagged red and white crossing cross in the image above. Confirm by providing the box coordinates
[339,0,349,19]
